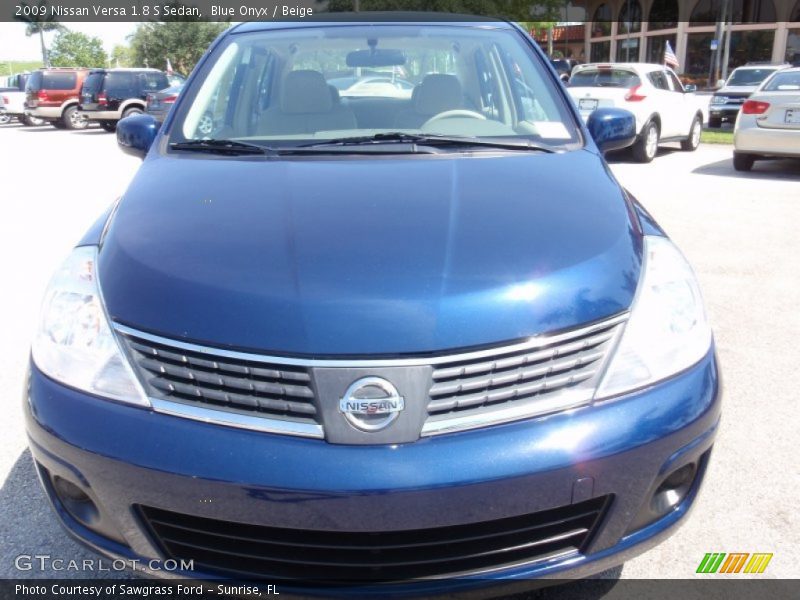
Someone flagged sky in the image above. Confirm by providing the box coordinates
[0,22,137,65]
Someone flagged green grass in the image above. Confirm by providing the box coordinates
[701,129,734,144]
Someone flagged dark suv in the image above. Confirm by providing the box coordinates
[25,68,90,129]
[79,68,169,132]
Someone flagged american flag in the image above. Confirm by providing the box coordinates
[663,41,679,69]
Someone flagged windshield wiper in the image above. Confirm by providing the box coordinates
[295,132,556,153]
[170,139,269,156]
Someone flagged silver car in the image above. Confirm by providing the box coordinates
[733,67,800,172]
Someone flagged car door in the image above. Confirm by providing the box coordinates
[646,70,678,137]
[666,69,695,137]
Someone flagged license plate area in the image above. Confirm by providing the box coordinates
[579,99,598,111]
[785,109,800,124]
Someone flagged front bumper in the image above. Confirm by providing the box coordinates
[709,105,742,121]
[25,349,720,591]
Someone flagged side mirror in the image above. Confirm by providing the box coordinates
[117,114,160,159]
[684,84,697,93]
[586,108,636,154]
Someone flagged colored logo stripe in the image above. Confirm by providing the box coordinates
[719,553,749,573]
[697,553,726,573]
[744,553,773,574]
[697,552,773,574]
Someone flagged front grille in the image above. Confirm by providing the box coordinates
[116,313,624,438]
[140,496,610,581]
[120,332,318,424]
[425,318,621,422]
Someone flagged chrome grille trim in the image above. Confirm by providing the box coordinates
[149,398,324,439]
[113,313,626,439]
[113,314,626,368]
[421,316,625,436]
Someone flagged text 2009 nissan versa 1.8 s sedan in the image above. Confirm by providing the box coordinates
[26,18,720,593]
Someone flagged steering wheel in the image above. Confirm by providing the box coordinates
[423,109,487,127]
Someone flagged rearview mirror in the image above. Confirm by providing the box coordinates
[586,108,636,154]
[346,49,406,68]
[117,114,160,159]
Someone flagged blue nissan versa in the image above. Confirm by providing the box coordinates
[26,17,721,594]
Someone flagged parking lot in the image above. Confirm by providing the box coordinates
[0,121,798,584]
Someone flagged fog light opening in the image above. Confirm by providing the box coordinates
[52,475,100,526]
[651,463,696,516]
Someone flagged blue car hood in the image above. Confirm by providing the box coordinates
[99,150,641,355]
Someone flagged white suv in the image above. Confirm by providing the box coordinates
[568,63,703,162]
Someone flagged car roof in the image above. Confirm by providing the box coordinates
[88,68,164,73]
[231,15,514,35]
[731,64,788,71]
[574,63,669,73]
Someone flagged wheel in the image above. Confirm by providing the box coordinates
[100,120,117,132]
[733,152,755,172]
[121,107,143,119]
[22,114,45,126]
[708,116,721,129]
[0,112,11,125]
[632,121,659,163]
[681,116,702,151]
[51,120,66,129]
[197,112,215,136]
[62,105,88,130]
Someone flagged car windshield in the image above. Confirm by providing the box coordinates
[762,71,800,91]
[727,68,777,86]
[568,68,640,88]
[170,24,580,150]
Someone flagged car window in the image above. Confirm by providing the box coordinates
[569,68,641,88]
[727,68,777,86]
[140,72,170,93]
[82,73,103,94]
[25,71,43,91]
[762,71,800,91]
[665,71,684,92]
[42,72,77,90]
[647,71,669,90]
[174,25,580,148]
[105,72,136,96]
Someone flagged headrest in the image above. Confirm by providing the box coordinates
[414,74,462,115]
[280,70,333,114]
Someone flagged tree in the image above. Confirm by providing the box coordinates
[129,22,227,75]
[111,44,135,68]
[49,30,107,68]
[14,0,64,67]
[327,0,563,20]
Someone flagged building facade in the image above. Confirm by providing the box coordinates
[573,0,800,79]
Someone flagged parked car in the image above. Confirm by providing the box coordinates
[551,58,581,82]
[146,84,183,122]
[733,66,800,171]
[709,63,789,128]
[79,68,170,132]
[28,18,719,591]
[0,73,45,126]
[333,75,415,99]
[568,62,703,162]
[25,67,91,129]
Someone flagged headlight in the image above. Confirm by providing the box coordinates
[595,236,712,399]
[31,246,148,406]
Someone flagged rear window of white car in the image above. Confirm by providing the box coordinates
[763,71,800,91]
[569,68,640,88]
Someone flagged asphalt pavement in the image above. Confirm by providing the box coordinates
[0,121,797,587]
